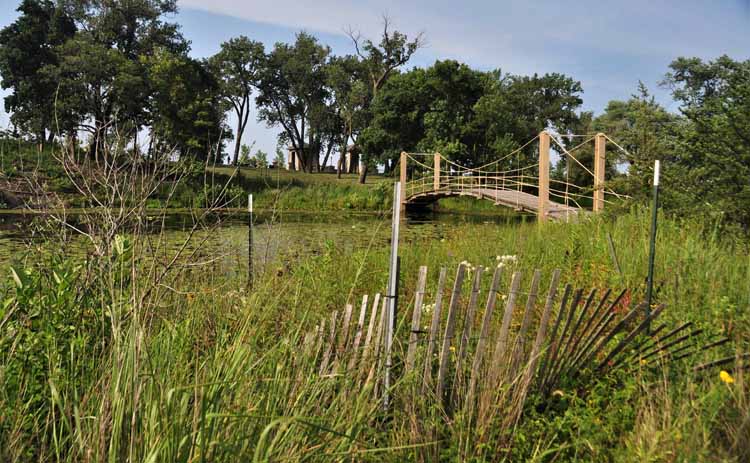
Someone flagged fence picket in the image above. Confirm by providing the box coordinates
[466,265,503,412]
[319,311,338,376]
[488,271,523,389]
[347,295,369,372]
[509,270,541,379]
[437,264,466,406]
[422,267,448,394]
[406,266,428,373]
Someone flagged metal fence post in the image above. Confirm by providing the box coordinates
[384,182,401,409]
[646,160,660,333]
[247,194,253,289]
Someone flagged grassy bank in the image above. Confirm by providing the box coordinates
[0,140,399,213]
[1,207,748,461]
[1,140,543,215]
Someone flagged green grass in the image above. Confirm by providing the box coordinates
[0,138,400,212]
[1,201,749,461]
[1,139,539,215]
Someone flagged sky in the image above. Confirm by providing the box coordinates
[1,0,749,162]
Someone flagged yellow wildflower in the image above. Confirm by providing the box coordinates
[720,370,734,384]
[640,358,647,366]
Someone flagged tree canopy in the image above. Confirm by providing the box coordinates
[209,36,265,165]
[0,4,749,227]
[0,0,75,141]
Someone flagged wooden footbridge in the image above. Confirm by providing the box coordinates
[398,131,626,221]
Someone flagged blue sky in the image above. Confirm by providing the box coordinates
[1,0,749,160]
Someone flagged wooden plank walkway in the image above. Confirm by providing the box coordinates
[407,187,583,220]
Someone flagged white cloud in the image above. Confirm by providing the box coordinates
[180,0,749,70]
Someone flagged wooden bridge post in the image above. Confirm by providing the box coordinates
[538,131,550,222]
[400,152,407,213]
[434,153,441,191]
[594,133,606,212]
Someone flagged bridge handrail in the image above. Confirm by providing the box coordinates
[403,131,632,214]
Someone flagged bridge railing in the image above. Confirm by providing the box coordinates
[400,134,629,218]
[406,172,541,197]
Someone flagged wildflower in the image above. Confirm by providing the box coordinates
[497,255,518,265]
[720,370,735,384]
[640,358,647,366]
[449,346,456,352]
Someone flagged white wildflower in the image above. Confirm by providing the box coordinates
[496,255,518,265]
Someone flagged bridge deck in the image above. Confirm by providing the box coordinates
[406,187,583,220]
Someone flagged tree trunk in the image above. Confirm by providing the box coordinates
[358,163,368,184]
[233,106,250,166]
[147,131,154,160]
[232,140,241,166]
[337,138,347,179]
[321,142,334,172]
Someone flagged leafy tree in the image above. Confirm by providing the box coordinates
[471,72,583,169]
[664,55,750,228]
[209,36,265,166]
[417,61,488,166]
[146,50,229,159]
[347,17,424,182]
[255,32,330,173]
[347,16,424,99]
[52,0,187,156]
[0,0,75,143]
[360,62,584,174]
[254,149,268,169]
[583,83,683,206]
[50,33,147,157]
[326,55,370,177]
[360,60,488,171]
[239,143,252,166]
[274,146,285,168]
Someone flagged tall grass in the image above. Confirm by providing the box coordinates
[1,197,749,460]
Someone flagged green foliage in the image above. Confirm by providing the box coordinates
[52,0,186,151]
[238,143,252,166]
[1,256,107,459]
[256,32,331,173]
[146,50,230,158]
[327,54,371,155]
[360,61,584,170]
[0,0,75,141]
[254,149,268,168]
[664,56,750,228]
[209,36,265,165]
[2,210,749,461]
[274,146,285,168]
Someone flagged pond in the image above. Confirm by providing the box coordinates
[0,209,531,278]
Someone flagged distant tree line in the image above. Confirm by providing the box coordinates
[1,1,748,227]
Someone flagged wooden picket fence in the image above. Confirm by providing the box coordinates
[294,263,729,457]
